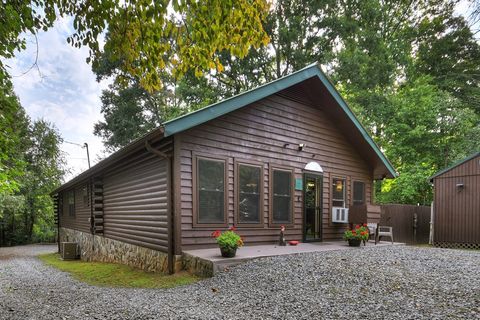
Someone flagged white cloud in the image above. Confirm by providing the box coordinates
[4,16,110,182]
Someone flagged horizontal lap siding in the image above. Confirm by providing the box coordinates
[434,155,480,244]
[179,86,373,250]
[103,150,170,253]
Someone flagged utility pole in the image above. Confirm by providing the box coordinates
[84,143,91,169]
[64,140,91,169]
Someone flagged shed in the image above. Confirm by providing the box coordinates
[52,63,397,273]
[430,152,480,249]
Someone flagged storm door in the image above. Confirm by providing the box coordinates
[303,173,323,241]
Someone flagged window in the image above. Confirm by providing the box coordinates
[82,185,89,208]
[237,163,262,224]
[196,157,226,224]
[332,178,346,207]
[67,190,75,217]
[332,178,348,223]
[353,181,365,205]
[271,168,293,224]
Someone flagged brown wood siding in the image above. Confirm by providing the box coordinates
[59,138,172,253]
[59,181,91,233]
[102,140,172,253]
[178,85,374,250]
[433,155,480,245]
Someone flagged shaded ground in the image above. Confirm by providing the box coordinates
[0,244,479,319]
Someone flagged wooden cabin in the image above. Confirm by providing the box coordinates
[430,152,480,249]
[52,63,396,273]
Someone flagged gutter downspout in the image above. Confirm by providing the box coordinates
[145,140,174,275]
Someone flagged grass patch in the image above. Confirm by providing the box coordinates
[38,253,200,289]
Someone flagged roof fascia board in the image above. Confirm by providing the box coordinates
[314,71,398,178]
[52,128,165,194]
[163,63,397,178]
[163,63,320,137]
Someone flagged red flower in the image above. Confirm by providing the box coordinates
[352,230,357,235]
[355,224,360,229]
[229,226,236,231]
[211,230,221,238]
[360,231,366,236]
[363,223,368,227]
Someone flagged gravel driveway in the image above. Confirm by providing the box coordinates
[0,244,479,319]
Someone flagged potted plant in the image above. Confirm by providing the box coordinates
[211,227,244,257]
[343,224,369,247]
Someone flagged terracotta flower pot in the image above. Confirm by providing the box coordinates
[348,239,361,247]
[220,246,237,258]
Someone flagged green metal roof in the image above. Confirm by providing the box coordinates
[430,151,480,180]
[163,63,397,178]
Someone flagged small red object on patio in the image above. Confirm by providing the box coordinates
[289,240,299,246]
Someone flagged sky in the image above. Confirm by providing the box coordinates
[5,17,110,181]
[3,1,477,183]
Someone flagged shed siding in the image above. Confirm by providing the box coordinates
[178,85,374,250]
[433,155,480,245]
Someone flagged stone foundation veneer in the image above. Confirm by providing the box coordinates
[59,227,182,273]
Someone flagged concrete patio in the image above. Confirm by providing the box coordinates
[182,240,404,277]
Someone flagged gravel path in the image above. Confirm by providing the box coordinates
[1,244,479,319]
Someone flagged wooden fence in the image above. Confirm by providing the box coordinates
[380,204,431,244]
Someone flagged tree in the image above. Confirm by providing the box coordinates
[0,76,65,245]
[0,75,29,194]
[377,76,479,204]
[21,120,65,242]
[1,0,270,91]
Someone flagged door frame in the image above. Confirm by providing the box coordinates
[303,172,323,242]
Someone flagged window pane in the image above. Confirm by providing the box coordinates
[68,191,75,216]
[353,181,365,205]
[332,200,344,207]
[273,196,291,222]
[238,165,261,223]
[273,170,291,196]
[272,170,292,223]
[198,159,225,223]
[199,190,224,222]
[199,159,224,190]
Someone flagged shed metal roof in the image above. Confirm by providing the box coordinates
[430,151,480,181]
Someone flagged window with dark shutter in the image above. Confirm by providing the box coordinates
[197,158,226,224]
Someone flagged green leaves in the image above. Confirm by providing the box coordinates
[1,1,269,92]
[0,76,65,245]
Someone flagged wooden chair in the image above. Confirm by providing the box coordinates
[367,223,377,242]
[376,226,393,244]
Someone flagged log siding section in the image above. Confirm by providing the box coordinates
[433,154,480,246]
[178,86,374,250]
[102,139,172,253]
[59,138,173,253]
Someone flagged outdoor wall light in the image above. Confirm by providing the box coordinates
[456,183,464,189]
[298,143,305,151]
